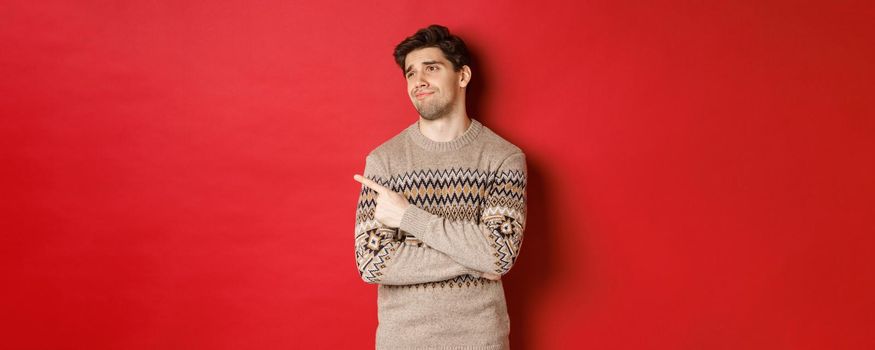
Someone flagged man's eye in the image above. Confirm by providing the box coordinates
[427,66,437,71]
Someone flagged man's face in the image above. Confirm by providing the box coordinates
[403,47,468,120]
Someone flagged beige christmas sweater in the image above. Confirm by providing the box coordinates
[354,118,527,350]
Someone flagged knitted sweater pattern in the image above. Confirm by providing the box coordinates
[354,119,527,350]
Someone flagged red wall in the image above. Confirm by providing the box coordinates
[2,1,873,349]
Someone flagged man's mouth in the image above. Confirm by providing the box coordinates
[415,91,434,99]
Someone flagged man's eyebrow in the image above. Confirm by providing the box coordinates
[405,60,445,74]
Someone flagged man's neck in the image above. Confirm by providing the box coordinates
[418,112,472,142]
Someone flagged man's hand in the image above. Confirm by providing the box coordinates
[354,174,411,228]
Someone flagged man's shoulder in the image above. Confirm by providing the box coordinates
[479,122,524,158]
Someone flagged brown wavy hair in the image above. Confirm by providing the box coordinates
[393,24,471,74]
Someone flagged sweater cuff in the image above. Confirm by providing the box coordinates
[399,205,433,240]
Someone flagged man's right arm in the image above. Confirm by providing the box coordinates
[354,154,484,285]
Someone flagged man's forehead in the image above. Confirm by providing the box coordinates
[405,48,449,68]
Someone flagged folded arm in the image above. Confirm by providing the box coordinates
[354,154,483,285]
[398,152,528,276]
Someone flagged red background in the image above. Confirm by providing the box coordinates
[2,1,873,349]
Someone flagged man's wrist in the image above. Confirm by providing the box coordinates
[399,204,432,239]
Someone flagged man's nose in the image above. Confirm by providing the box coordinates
[415,76,428,88]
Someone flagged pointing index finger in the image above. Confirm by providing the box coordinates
[353,174,389,194]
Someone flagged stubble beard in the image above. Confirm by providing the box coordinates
[415,95,452,121]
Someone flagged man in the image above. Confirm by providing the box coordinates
[352,24,527,349]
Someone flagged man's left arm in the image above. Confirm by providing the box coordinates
[399,152,527,276]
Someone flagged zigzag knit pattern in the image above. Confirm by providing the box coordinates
[354,166,526,288]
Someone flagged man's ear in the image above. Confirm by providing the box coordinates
[459,65,472,88]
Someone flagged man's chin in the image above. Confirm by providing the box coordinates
[415,102,451,120]
[417,109,445,121]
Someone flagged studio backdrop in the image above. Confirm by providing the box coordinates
[2,1,873,349]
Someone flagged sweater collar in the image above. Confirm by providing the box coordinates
[406,118,483,152]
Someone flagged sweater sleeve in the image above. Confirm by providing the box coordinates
[354,154,484,285]
[398,152,527,276]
